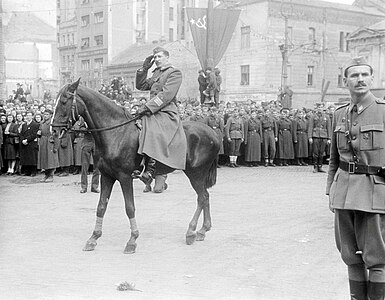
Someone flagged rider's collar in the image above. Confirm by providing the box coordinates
[154,63,173,72]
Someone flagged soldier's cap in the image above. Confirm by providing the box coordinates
[153,46,169,57]
[16,83,22,86]
[344,56,373,77]
[280,108,290,113]
[44,109,53,114]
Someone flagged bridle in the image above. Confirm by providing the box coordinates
[50,87,142,133]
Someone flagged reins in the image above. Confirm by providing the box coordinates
[51,88,142,133]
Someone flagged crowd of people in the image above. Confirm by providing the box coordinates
[0,85,334,186]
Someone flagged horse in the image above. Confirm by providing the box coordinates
[51,79,220,254]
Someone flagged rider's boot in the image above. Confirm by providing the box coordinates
[132,157,156,185]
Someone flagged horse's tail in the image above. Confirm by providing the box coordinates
[205,157,217,189]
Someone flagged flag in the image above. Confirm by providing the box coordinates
[186,7,240,69]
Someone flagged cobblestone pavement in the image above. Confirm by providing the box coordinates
[0,165,347,299]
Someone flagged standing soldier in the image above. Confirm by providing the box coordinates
[198,70,207,105]
[204,107,224,162]
[261,109,278,167]
[293,109,309,166]
[326,57,385,300]
[277,108,294,166]
[37,109,59,182]
[225,108,244,167]
[244,110,262,167]
[308,104,331,172]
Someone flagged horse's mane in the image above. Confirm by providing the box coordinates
[77,84,132,119]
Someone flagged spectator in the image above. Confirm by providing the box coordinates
[3,114,18,175]
[19,111,39,176]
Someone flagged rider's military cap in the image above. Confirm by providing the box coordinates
[153,46,169,57]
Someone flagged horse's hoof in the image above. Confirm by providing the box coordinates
[186,233,197,245]
[196,232,206,241]
[124,243,137,254]
[83,241,97,251]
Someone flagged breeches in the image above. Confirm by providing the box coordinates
[312,138,327,159]
[335,209,385,268]
[229,139,242,156]
[263,131,276,158]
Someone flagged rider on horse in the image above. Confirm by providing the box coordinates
[133,46,187,185]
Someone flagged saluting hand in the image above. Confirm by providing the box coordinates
[309,138,313,144]
[142,55,154,71]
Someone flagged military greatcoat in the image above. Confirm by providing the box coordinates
[37,120,59,170]
[136,63,187,170]
[293,117,309,158]
[277,117,294,159]
[244,117,262,162]
[204,115,224,154]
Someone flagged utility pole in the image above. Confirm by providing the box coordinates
[281,15,289,90]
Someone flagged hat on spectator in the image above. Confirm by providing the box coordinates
[280,108,290,114]
[44,109,53,114]
[344,56,373,77]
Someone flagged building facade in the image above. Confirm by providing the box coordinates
[216,0,384,107]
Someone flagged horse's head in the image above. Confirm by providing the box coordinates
[51,78,83,137]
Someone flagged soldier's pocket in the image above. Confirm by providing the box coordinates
[360,124,384,150]
[335,124,348,150]
[329,172,339,206]
[372,175,385,210]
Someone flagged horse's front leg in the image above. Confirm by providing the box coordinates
[120,179,139,254]
[83,174,115,251]
[196,190,211,241]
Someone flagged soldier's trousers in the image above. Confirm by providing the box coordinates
[263,130,276,159]
[81,143,100,191]
[312,138,327,165]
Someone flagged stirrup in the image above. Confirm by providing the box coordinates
[131,157,146,179]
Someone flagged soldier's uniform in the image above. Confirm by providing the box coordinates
[326,57,385,299]
[277,114,294,165]
[225,115,244,167]
[204,112,224,155]
[261,114,278,166]
[308,111,331,172]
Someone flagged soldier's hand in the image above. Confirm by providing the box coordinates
[309,138,313,144]
[228,138,231,142]
[327,139,331,145]
[274,137,278,142]
[142,55,154,70]
[135,105,151,117]
[328,197,335,213]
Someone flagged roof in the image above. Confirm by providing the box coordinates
[4,13,56,43]
[110,41,198,66]
[218,0,384,15]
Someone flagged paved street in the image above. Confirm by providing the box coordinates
[0,165,347,299]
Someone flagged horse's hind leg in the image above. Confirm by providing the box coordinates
[83,174,115,251]
[120,179,139,254]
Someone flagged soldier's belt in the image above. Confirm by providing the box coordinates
[263,128,272,131]
[339,160,384,175]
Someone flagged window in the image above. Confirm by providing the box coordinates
[307,66,314,86]
[57,0,60,9]
[62,55,66,66]
[288,26,293,43]
[241,26,250,49]
[339,32,345,52]
[338,67,343,87]
[169,28,174,42]
[71,33,75,45]
[81,37,90,48]
[57,33,60,43]
[62,35,66,46]
[57,15,61,25]
[94,58,103,70]
[241,65,250,85]
[81,60,90,71]
[308,27,315,46]
[81,15,90,27]
[94,35,103,46]
[345,32,350,52]
[94,12,104,23]
[169,7,174,21]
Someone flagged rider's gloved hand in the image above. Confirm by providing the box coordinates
[136,105,151,117]
[142,55,154,71]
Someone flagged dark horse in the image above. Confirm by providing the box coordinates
[52,79,220,253]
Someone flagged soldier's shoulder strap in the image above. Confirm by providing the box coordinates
[335,102,349,112]
[375,98,385,104]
